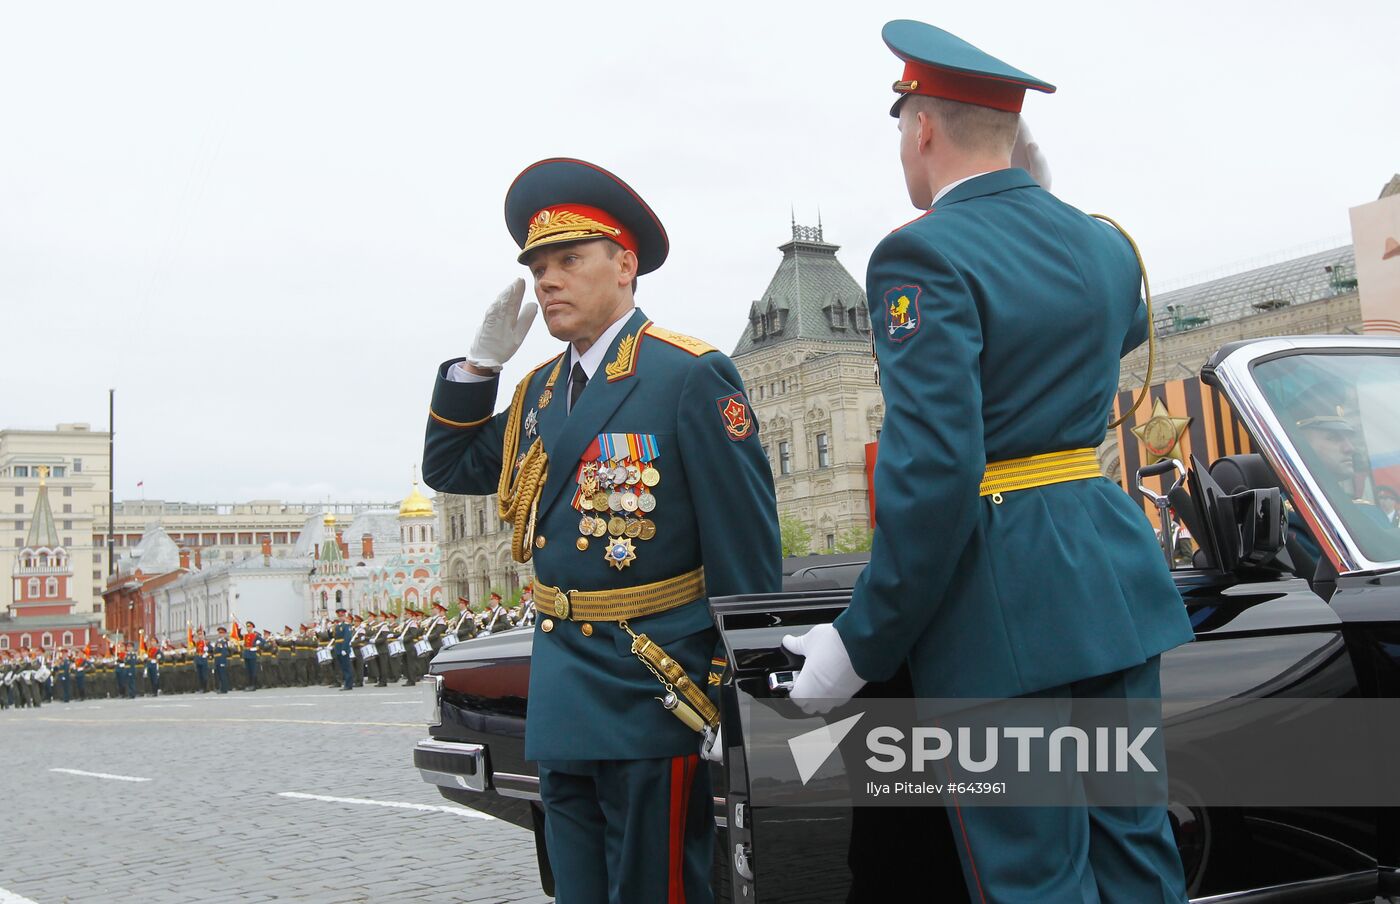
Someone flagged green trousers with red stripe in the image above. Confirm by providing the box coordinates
[539,755,713,904]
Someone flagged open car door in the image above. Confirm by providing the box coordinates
[709,585,971,904]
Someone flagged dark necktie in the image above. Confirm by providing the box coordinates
[570,361,588,411]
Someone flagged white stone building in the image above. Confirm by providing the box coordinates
[149,478,444,632]
[437,493,529,608]
[730,223,884,552]
[1,423,112,615]
[153,552,315,637]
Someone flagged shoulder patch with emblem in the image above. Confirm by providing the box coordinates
[883,284,922,343]
[645,323,717,356]
[716,392,754,441]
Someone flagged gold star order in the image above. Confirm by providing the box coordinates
[1131,399,1191,463]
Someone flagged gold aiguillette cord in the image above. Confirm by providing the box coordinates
[498,374,549,563]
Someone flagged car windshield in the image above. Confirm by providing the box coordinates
[1254,352,1400,566]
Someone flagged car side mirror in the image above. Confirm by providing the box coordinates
[1208,487,1286,572]
[1229,488,1286,568]
[1194,461,1286,573]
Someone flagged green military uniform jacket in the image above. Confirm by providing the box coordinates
[332,622,353,655]
[423,309,780,761]
[833,168,1195,699]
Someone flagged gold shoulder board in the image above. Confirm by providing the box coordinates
[645,324,716,357]
[524,352,563,383]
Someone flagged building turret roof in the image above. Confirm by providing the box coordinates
[319,525,344,564]
[24,467,61,550]
[731,221,871,357]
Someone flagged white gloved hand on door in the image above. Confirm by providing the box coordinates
[781,624,866,715]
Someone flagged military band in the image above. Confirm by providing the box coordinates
[0,602,525,708]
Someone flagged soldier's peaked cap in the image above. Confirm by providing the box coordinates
[1290,384,1356,434]
[883,20,1055,117]
[505,158,669,275]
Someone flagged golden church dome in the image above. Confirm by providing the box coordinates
[323,512,336,527]
[399,480,435,518]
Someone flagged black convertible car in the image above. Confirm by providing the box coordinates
[414,335,1400,902]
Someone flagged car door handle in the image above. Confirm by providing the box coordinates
[767,670,799,695]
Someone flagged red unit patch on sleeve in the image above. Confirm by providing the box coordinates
[716,393,754,441]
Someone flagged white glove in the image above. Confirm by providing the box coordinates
[701,724,723,764]
[780,624,866,715]
[1011,119,1052,191]
[465,278,538,372]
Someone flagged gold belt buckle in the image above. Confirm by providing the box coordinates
[554,589,571,620]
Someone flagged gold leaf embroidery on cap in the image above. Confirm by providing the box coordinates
[526,208,622,249]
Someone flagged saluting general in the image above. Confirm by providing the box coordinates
[784,21,1193,903]
[422,158,779,904]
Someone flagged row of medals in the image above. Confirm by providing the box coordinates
[577,459,660,567]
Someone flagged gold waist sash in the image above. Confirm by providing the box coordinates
[534,568,705,621]
[979,448,1102,499]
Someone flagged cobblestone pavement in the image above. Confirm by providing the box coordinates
[0,685,551,904]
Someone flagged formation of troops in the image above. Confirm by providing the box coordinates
[0,590,534,707]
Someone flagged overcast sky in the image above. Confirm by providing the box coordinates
[2,1,1396,505]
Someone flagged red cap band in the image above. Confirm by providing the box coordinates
[521,203,637,259]
[897,61,1028,113]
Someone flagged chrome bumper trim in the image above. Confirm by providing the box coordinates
[414,738,489,793]
[493,771,541,801]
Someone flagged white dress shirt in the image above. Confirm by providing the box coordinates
[447,308,635,412]
[930,171,992,208]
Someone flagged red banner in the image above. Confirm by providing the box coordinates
[864,442,880,527]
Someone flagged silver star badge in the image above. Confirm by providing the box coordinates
[524,408,538,438]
